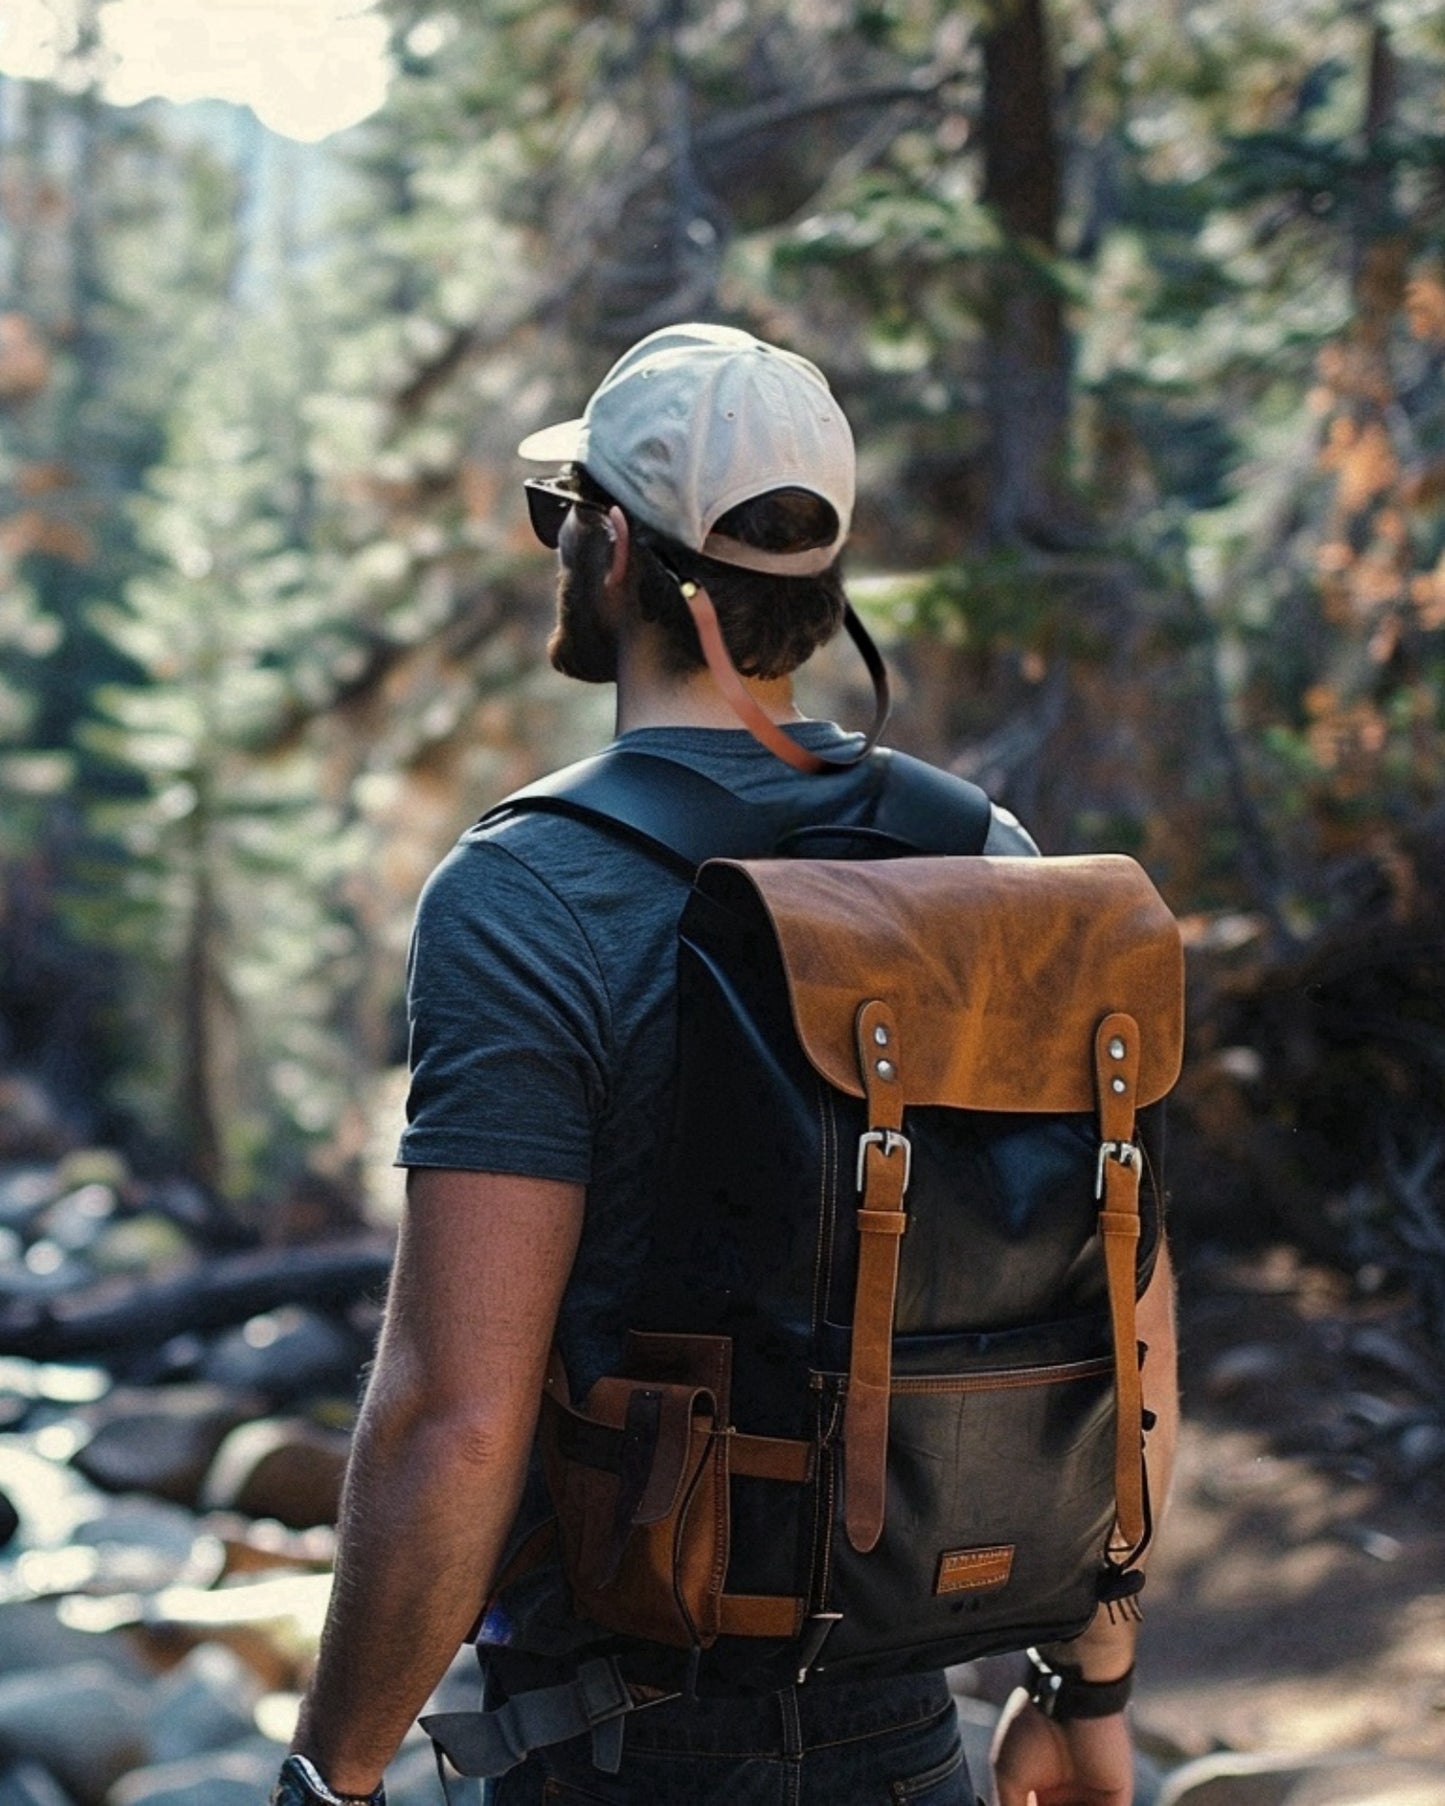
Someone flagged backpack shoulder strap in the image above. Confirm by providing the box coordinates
[477,749,795,876]
[477,745,993,875]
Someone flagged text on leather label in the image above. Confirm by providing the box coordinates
[935,1545,1015,1595]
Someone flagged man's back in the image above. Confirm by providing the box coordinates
[399,718,1033,1666]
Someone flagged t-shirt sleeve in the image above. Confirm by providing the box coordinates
[395,835,612,1182]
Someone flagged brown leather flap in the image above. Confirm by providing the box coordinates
[581,1377,715,1526]
[696,855,1183,1111]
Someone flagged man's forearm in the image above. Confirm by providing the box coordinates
[291,1394,530,1792]
[288,1169,585,1795]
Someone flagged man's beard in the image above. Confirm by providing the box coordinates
[548,560,618,684]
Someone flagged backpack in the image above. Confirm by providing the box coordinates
[423,744,1182,1779]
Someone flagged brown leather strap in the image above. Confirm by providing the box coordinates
[716,1592,808,1638]
[730,1433,814,1483]
[1094,1013,1146,1551]
[843,998,908,1554]
[684,587,890,774]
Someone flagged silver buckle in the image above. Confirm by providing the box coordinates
[856,1129,912,1195]
[1095,1139,1142,1199]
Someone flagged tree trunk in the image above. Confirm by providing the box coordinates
[978,0,1072,548]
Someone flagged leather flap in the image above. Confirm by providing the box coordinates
[695,855,1183,1111]
[581,1377,714,1526]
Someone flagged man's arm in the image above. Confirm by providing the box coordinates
[990,1236,1179,1806]
[290,1166,585,1795]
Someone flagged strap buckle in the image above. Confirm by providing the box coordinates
[1094,1139,1142,1200]
[856,1129,912,1195]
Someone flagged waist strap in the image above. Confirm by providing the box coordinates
[422,1656,677,1780]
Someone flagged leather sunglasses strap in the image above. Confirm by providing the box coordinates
[685,588,891,774]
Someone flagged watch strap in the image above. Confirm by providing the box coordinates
[1025,1649,1135,1721]
[272,1753,386,1806]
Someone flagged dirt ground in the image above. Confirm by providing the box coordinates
[1131,1245,1445,1768]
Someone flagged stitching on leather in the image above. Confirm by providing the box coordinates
[810,1072,829,1335]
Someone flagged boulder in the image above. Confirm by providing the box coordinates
[0,1661,149,1805]
[200,1308,365,1405]
[0,1760,76,1806]
[71,1386,255,1506]
[147,1643,261,1767]
[1158,1751,1445,1806]
[199,1418,350,1529]
[0,1603,148,1682]
[107,1742,280,1806]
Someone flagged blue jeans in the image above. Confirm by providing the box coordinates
[485,1669,976,1806]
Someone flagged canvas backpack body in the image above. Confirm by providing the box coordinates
[423,744,1183,1779]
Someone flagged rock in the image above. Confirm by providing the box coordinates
[35,1186,118,1256]
[69,1495,226,1592]
[107,1742,280,1806]
[0,1443,103,1549]
[382,1739,447,1806]
[199,1418,351,1529]
[1284,1760,1445,1804]
[0,1760,75,1806]
[0,1358,108,1407]
[0,1602,148,1682]
[1157,1751,1445,1806]
[200,1307,365,1405]
[71,1385,255,1506]
[0,1660,149,1804]
[0,1170,55,1233]
[147,1643,261,1766]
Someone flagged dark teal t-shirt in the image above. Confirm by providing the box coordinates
[396,721,1035,1657]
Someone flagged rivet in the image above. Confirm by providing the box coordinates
[873,1025,890,1046]
[876,1059,896,1082]
[1111,1076,1127,1094]
[1108,1036,1126,1060]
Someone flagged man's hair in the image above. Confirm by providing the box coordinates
[570,466,846,680]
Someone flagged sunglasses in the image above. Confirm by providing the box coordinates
[523,478,613,550]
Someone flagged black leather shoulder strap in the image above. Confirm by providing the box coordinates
[477,745,992,876]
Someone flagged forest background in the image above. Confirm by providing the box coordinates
[0,0,1444,1755]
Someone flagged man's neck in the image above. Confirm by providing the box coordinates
[613,664,803,737]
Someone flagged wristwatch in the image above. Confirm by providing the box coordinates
[1025,1648,1135,1721]
[271,1754,386,1806]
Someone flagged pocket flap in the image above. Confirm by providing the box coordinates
[580,1377,716,1527]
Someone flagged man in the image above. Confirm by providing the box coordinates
[278,324,1177,1806]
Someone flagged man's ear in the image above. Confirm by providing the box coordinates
[604,507,629,592]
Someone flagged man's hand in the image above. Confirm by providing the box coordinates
[990,1691,1133,1806]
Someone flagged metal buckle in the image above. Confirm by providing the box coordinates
[856,1129,912,1195]
[1094,1139,1142,1199]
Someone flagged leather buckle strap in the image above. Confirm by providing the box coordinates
[843,998,906,1555]
[1093,1013,1147,1553]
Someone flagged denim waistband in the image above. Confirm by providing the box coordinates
[482,1652,952,1760]
[625,1669,952,1757]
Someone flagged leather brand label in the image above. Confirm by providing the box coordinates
[935,1545,1015,1595]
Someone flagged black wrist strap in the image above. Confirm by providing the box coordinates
[273,1754,386,1806]
[1026,1649,1135,1721]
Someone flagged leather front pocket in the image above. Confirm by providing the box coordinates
[820,1348,1117,1671]
[541,1343,733,1649]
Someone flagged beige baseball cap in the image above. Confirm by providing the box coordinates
[517,323,854,576]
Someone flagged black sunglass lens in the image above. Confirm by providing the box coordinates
[525,486,573,549]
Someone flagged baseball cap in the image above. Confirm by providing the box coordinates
[517,323,854,577]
